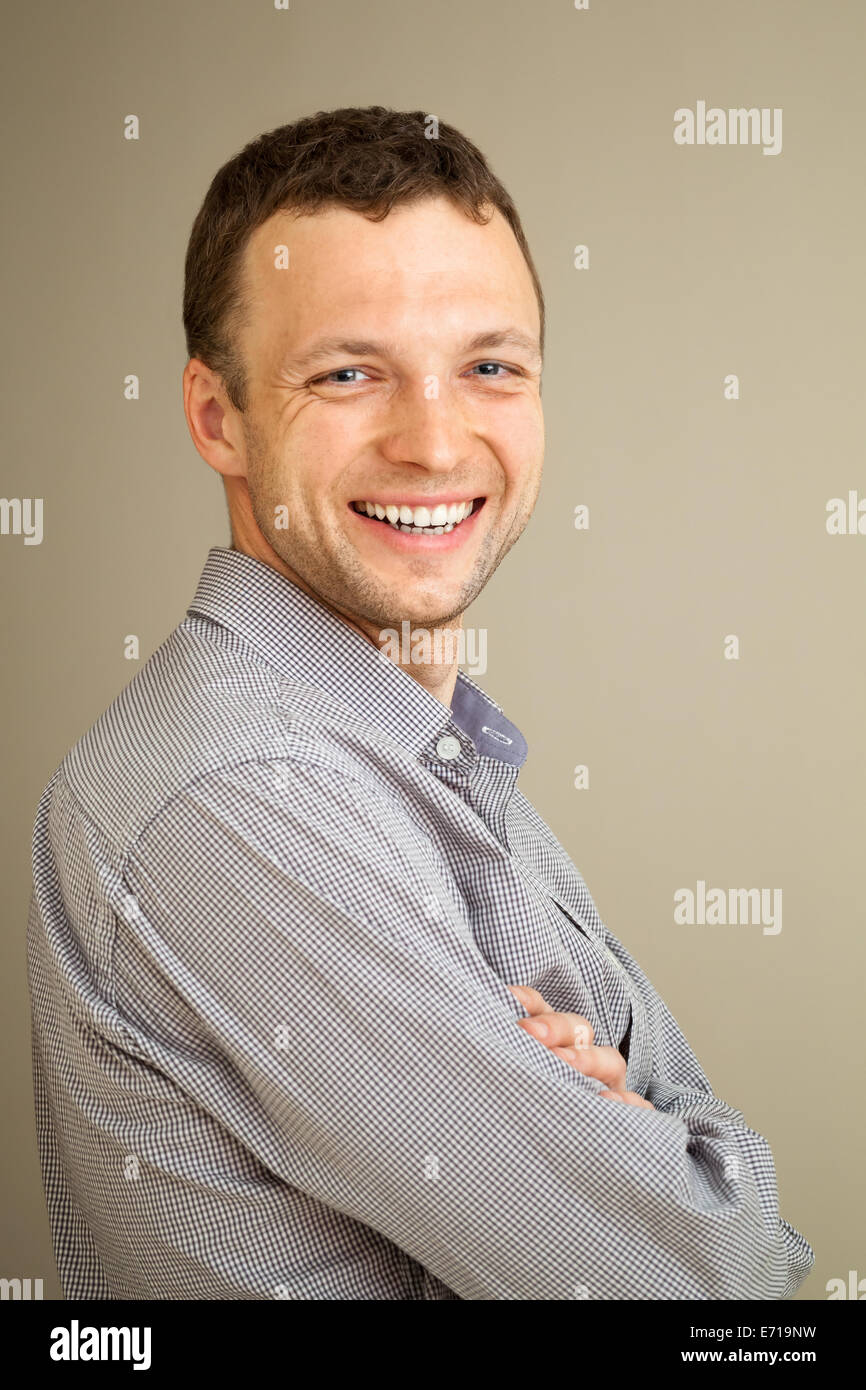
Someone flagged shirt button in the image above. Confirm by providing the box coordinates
[435,734,462,761]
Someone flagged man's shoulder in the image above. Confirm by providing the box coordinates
[51,616,388,858]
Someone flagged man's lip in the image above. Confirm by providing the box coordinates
[348,495,485,508]
[347,495,486,546]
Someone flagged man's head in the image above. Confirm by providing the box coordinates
[183,107,546,642]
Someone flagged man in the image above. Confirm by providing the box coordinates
[27,106,813,1300]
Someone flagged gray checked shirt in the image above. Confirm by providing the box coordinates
[27,545,814,1300]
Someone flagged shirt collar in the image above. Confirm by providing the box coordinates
[186,547,527,769]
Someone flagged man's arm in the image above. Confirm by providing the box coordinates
[118,757,814,1300]
[601,927,814,1296]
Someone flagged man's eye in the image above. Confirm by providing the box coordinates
[470,361,516,378]
[314,368,371,385]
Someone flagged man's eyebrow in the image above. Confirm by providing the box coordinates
[462,328,542,367]
[286,327,542,374]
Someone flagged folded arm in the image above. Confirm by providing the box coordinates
[119,758,813,1300]
[600,928,814,1297]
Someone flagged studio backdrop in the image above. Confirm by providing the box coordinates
[2,0,864,1300]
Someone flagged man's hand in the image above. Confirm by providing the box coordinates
[506,984,654,1109]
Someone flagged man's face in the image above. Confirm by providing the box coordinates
[231,195,544,631]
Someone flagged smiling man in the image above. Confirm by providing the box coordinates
[201,185,544,705]
[27,106,813,1300]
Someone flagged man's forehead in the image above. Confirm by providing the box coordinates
[242,198,535,309]
[237,202,540,372]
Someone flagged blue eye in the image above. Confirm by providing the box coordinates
[318,368,370,384]
[471,362,514,377]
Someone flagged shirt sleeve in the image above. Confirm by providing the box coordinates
[601,927,815,1298]
[119,757,814,1300]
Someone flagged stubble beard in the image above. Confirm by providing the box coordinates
[242,420,538,633]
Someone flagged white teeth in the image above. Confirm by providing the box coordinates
[354,499,479,532]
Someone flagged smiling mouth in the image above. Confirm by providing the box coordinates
[350,497,485,535]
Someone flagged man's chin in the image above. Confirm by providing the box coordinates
[358,599,468,634]
[370,579,486,631]
[264,548,484,636]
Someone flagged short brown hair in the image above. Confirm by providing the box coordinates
[183,106,545,413]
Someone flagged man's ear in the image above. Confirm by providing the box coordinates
[183,357,247,478]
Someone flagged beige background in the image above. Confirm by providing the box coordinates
[2,0,864,1300]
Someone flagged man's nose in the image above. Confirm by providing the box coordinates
[377,379,474,474]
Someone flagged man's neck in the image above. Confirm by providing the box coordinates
[321,605,462,709]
